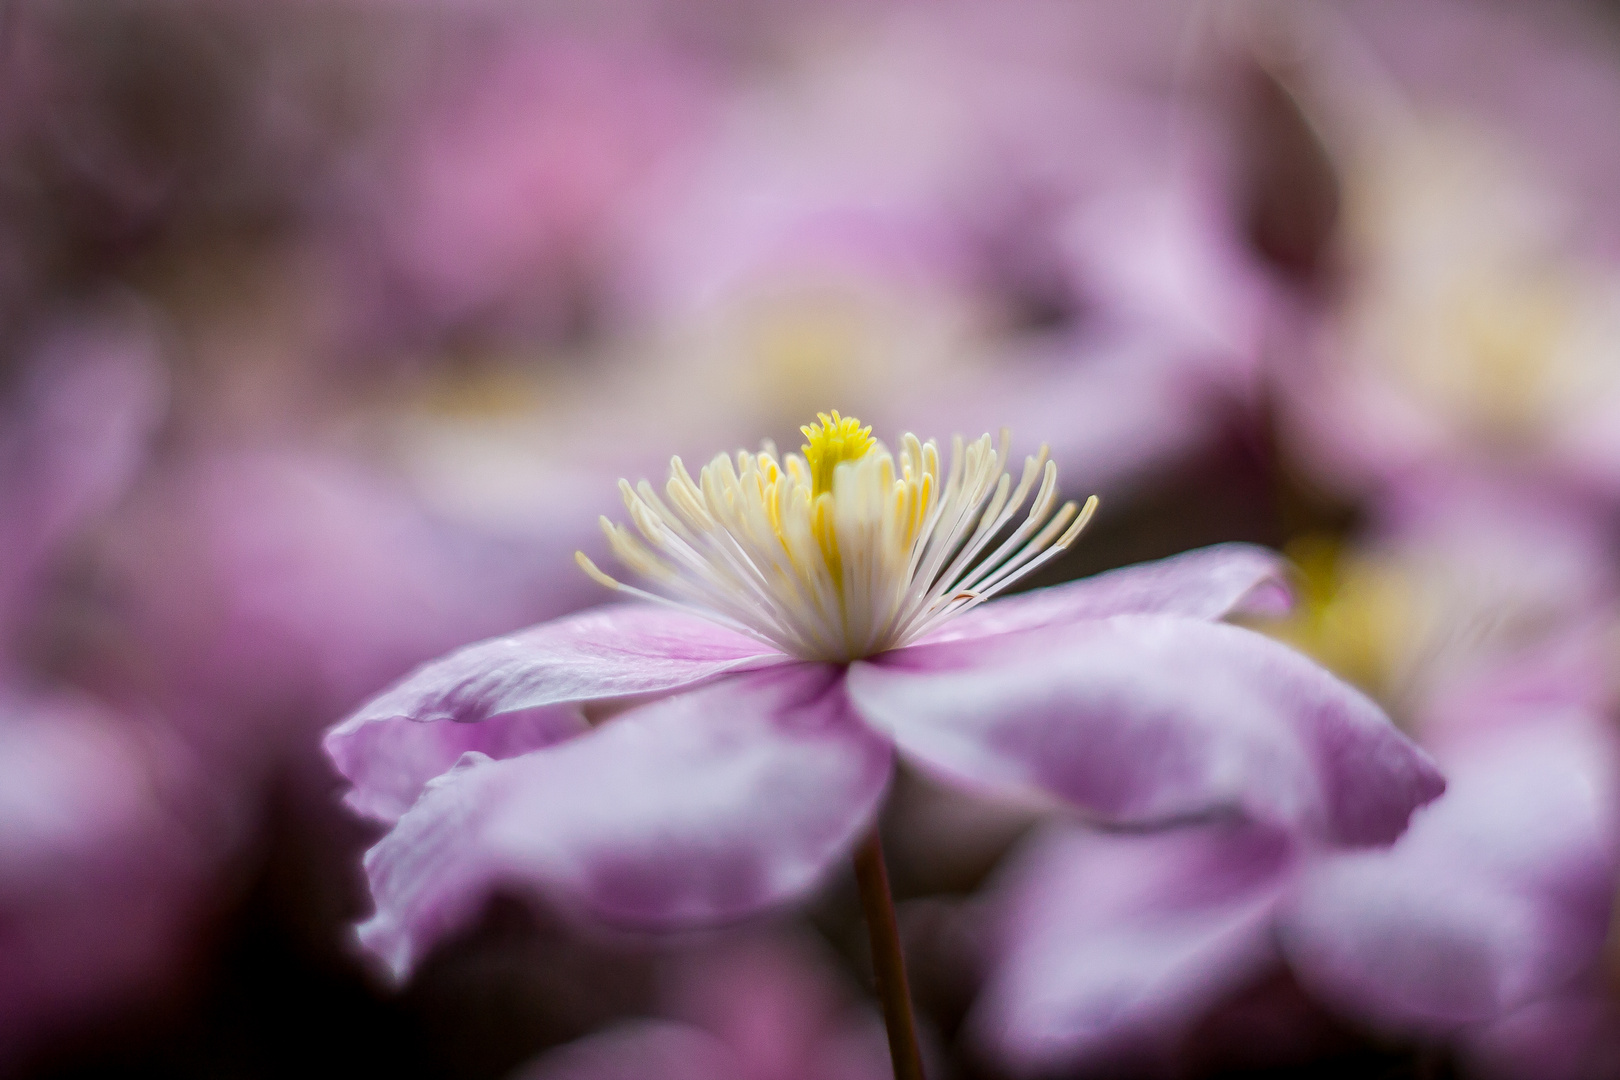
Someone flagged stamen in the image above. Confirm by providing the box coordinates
[578,414,1096,661]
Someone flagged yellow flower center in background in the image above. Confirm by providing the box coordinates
[578,412,1097,661]
[1264,536,1414,705]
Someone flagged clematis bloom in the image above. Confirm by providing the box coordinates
[968,489,1620,1077]
[327,413,1442,979]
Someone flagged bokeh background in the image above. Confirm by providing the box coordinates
[6,0,1620,1077]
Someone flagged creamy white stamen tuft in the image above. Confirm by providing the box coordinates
[577,411,1098,661]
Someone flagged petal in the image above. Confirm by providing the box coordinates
[973,822,1293,1073]
[850,616,1442,843]
[0,689,223,1060]
[917,543,1290,646]
[346,604,786,728]
[663,931,894,1080]
[515,1020,746,1080]
[0,302,164,636]
[1278,718,1620,1033]
[357,665,892,978]
[323,707,588,824]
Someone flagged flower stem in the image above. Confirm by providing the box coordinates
[853,826,926,1080]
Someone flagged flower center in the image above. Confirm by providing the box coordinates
[802,410,876,497]
[577,411,1097,661]
[1345,127,1620,442]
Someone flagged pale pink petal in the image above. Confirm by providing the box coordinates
[0,302,164,638]
[514,1020,745,1080]
[1278,717,1620,1033]
[324,707,588,824]
[356,665,892,978]
[0,689,222,1062]
[917,543,1290,647]
[347,604,786,728]
[850,617,1442,843]
[974,822,1293,1073]
[663,931,896,1080]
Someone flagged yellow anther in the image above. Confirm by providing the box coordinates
[801,410,876,497]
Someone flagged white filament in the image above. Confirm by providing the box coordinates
[577,429,1097,661]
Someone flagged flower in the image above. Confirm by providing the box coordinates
[1266,0,1620,503]
[574,411,1096,662]
[349,21,717,343]
[92,445,602,773]
[614,3,1270,499]
[326,413,1442,980]
[968,488,1620,1076]
[972,663,1620,1077]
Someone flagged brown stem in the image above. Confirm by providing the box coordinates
[853,826,926,1080]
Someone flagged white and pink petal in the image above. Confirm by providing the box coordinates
[324,706,589,824]
[356,665,891,978]
[851,616,1442,844]
[346,604,787,729]
[917,543,1290,647]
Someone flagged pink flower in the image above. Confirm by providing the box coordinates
[1267,0,1620,504]
[973,669,1618,1077]
[611,3,1270,497]
[969,488,1620,1077]
[94,446,601,769]
[327,414,1441,980]
[352,22,716,341]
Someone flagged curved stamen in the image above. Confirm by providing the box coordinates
[578,415,1096,661]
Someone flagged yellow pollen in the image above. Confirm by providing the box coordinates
[576,413,1098,662]
[801,410,876,497]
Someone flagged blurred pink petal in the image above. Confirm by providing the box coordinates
[970,626,1620,1075]
[518,931,895,1080]
[974,822,1293,1073]
[1269,0,1620,502]
[0,301,164,643]
[1279,715,1620,1033]
[360,28,716,337]
[608,4,1269,497]
[95,447,609,774]
[0,689,221,1064]
[662,931,895,1080]
[1462,996,1620,1080]
[517,1020,745,1080]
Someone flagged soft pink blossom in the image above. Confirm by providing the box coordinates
[610,2,1272,494]
[969,488,1620,1077]
[327,543,1440,980]
[1267,0,1620,504]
